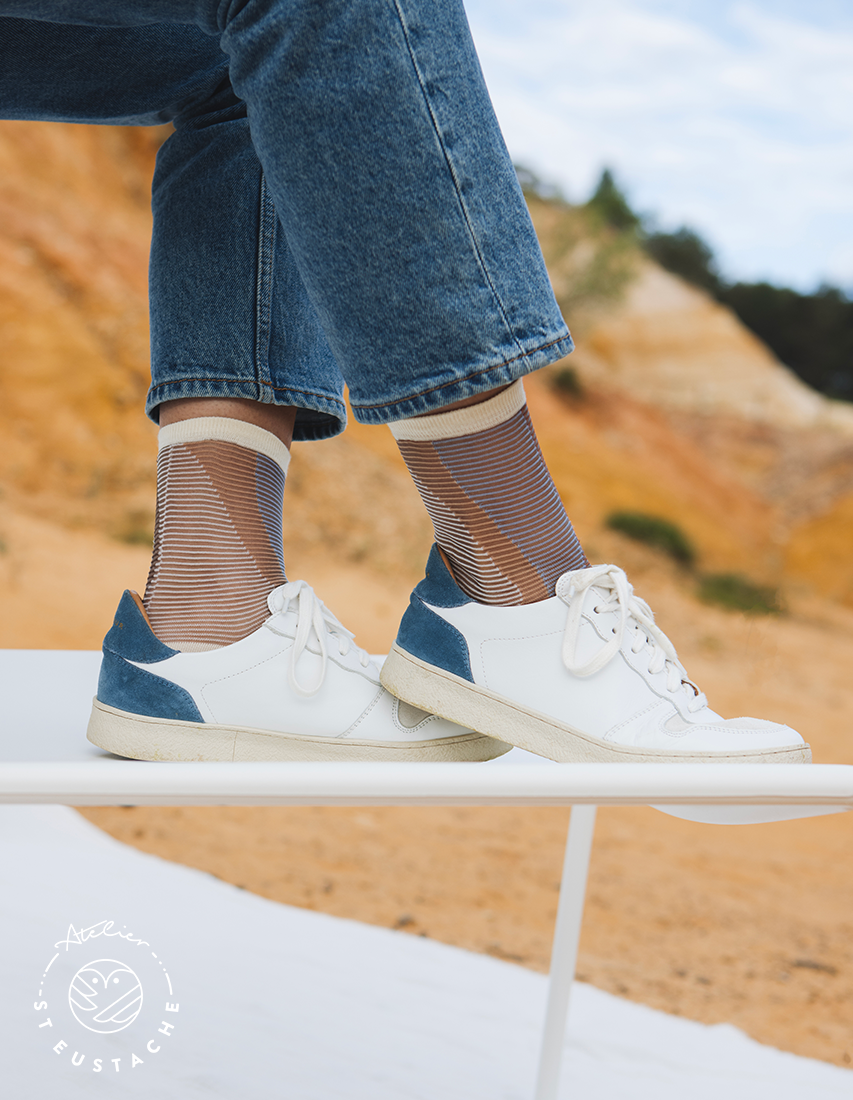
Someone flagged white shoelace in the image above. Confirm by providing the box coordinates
[560,565,706,713]
[267,580,371,697]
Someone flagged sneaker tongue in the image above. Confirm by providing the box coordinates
[557,563,623,602]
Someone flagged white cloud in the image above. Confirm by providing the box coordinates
[464,0,853,289]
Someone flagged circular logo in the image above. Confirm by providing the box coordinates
[35,921,179,1074]
[68,959,143,1034]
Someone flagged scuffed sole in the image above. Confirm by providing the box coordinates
[380,645,812,765]
[87,698,512,763]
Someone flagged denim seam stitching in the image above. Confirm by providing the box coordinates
[390,0,527,365]
[352,333,569,411]
[254,174,277,389]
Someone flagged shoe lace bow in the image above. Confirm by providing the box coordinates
[267,580,371,697]
[560,564,706,712]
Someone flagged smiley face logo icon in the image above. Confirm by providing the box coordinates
[68,959,143,1034]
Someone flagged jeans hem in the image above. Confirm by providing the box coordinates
[350,330,574,424]
[146,378,347,440]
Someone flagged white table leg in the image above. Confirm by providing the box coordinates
[534,804,598,1100]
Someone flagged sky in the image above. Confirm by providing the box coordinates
[464,0,853,291]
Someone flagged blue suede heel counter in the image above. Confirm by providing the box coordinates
[103,591,179,663]
[414,544,471,608]
[396,596,474,683]
[98,650,204,723]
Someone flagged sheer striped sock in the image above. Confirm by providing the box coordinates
[390,381,587,605]
[142,418,289,650]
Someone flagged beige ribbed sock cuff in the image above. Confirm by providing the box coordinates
[387,380,526,442]
[158,417,291,475]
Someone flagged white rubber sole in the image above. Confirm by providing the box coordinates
[379,645,812,765]
[87,698,513,763]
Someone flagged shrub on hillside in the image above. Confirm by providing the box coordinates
[515,164,565,203]
[605,511,695,566]
[519,172,639,321]
[697,573,781,614]
[644,227,723,297]
[550,366,585,400]
[114,510,154,547]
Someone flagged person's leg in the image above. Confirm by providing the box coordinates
[393,381,587,605]
[145,87,351,644]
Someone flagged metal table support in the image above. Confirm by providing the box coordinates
[535,805,597,1100]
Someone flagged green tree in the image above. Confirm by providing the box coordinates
[643,227,723,296]
[718,282,853,400]
[585,169,640,232]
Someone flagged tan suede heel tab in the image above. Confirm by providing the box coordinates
[436,545,458,581]
[129,590,155,632]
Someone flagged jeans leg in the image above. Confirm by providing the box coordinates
[150,113,346,439]
[216,0,573,423]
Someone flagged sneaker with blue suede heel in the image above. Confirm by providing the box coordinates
[379,545,811,764]
[87,579,511,762]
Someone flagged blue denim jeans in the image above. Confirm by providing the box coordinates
[0,2,573,440]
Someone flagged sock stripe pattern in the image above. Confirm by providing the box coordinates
[396,403,586,605]
[143,439,287,648]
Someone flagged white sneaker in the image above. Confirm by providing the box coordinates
[380,547,811,764]
[87,580,511,762]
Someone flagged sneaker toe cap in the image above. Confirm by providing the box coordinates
[650,711,806,754]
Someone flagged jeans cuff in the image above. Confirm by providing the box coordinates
[145,378,346,440]
[350,331,575,425]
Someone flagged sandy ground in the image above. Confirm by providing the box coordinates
[77,802,853,1070]
[6,513,847,1067]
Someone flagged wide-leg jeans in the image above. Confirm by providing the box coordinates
[0,1,573,440]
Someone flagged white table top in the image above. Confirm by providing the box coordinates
[1,650,850,822]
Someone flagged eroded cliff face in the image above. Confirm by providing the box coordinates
[1,119,852,644]
[528,197,853,601]
[560,258,853,604]
[571,259,853,433]
[0,122,161,535]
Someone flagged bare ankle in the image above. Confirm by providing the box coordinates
[416,384,511,416]
[158,397,297,448]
